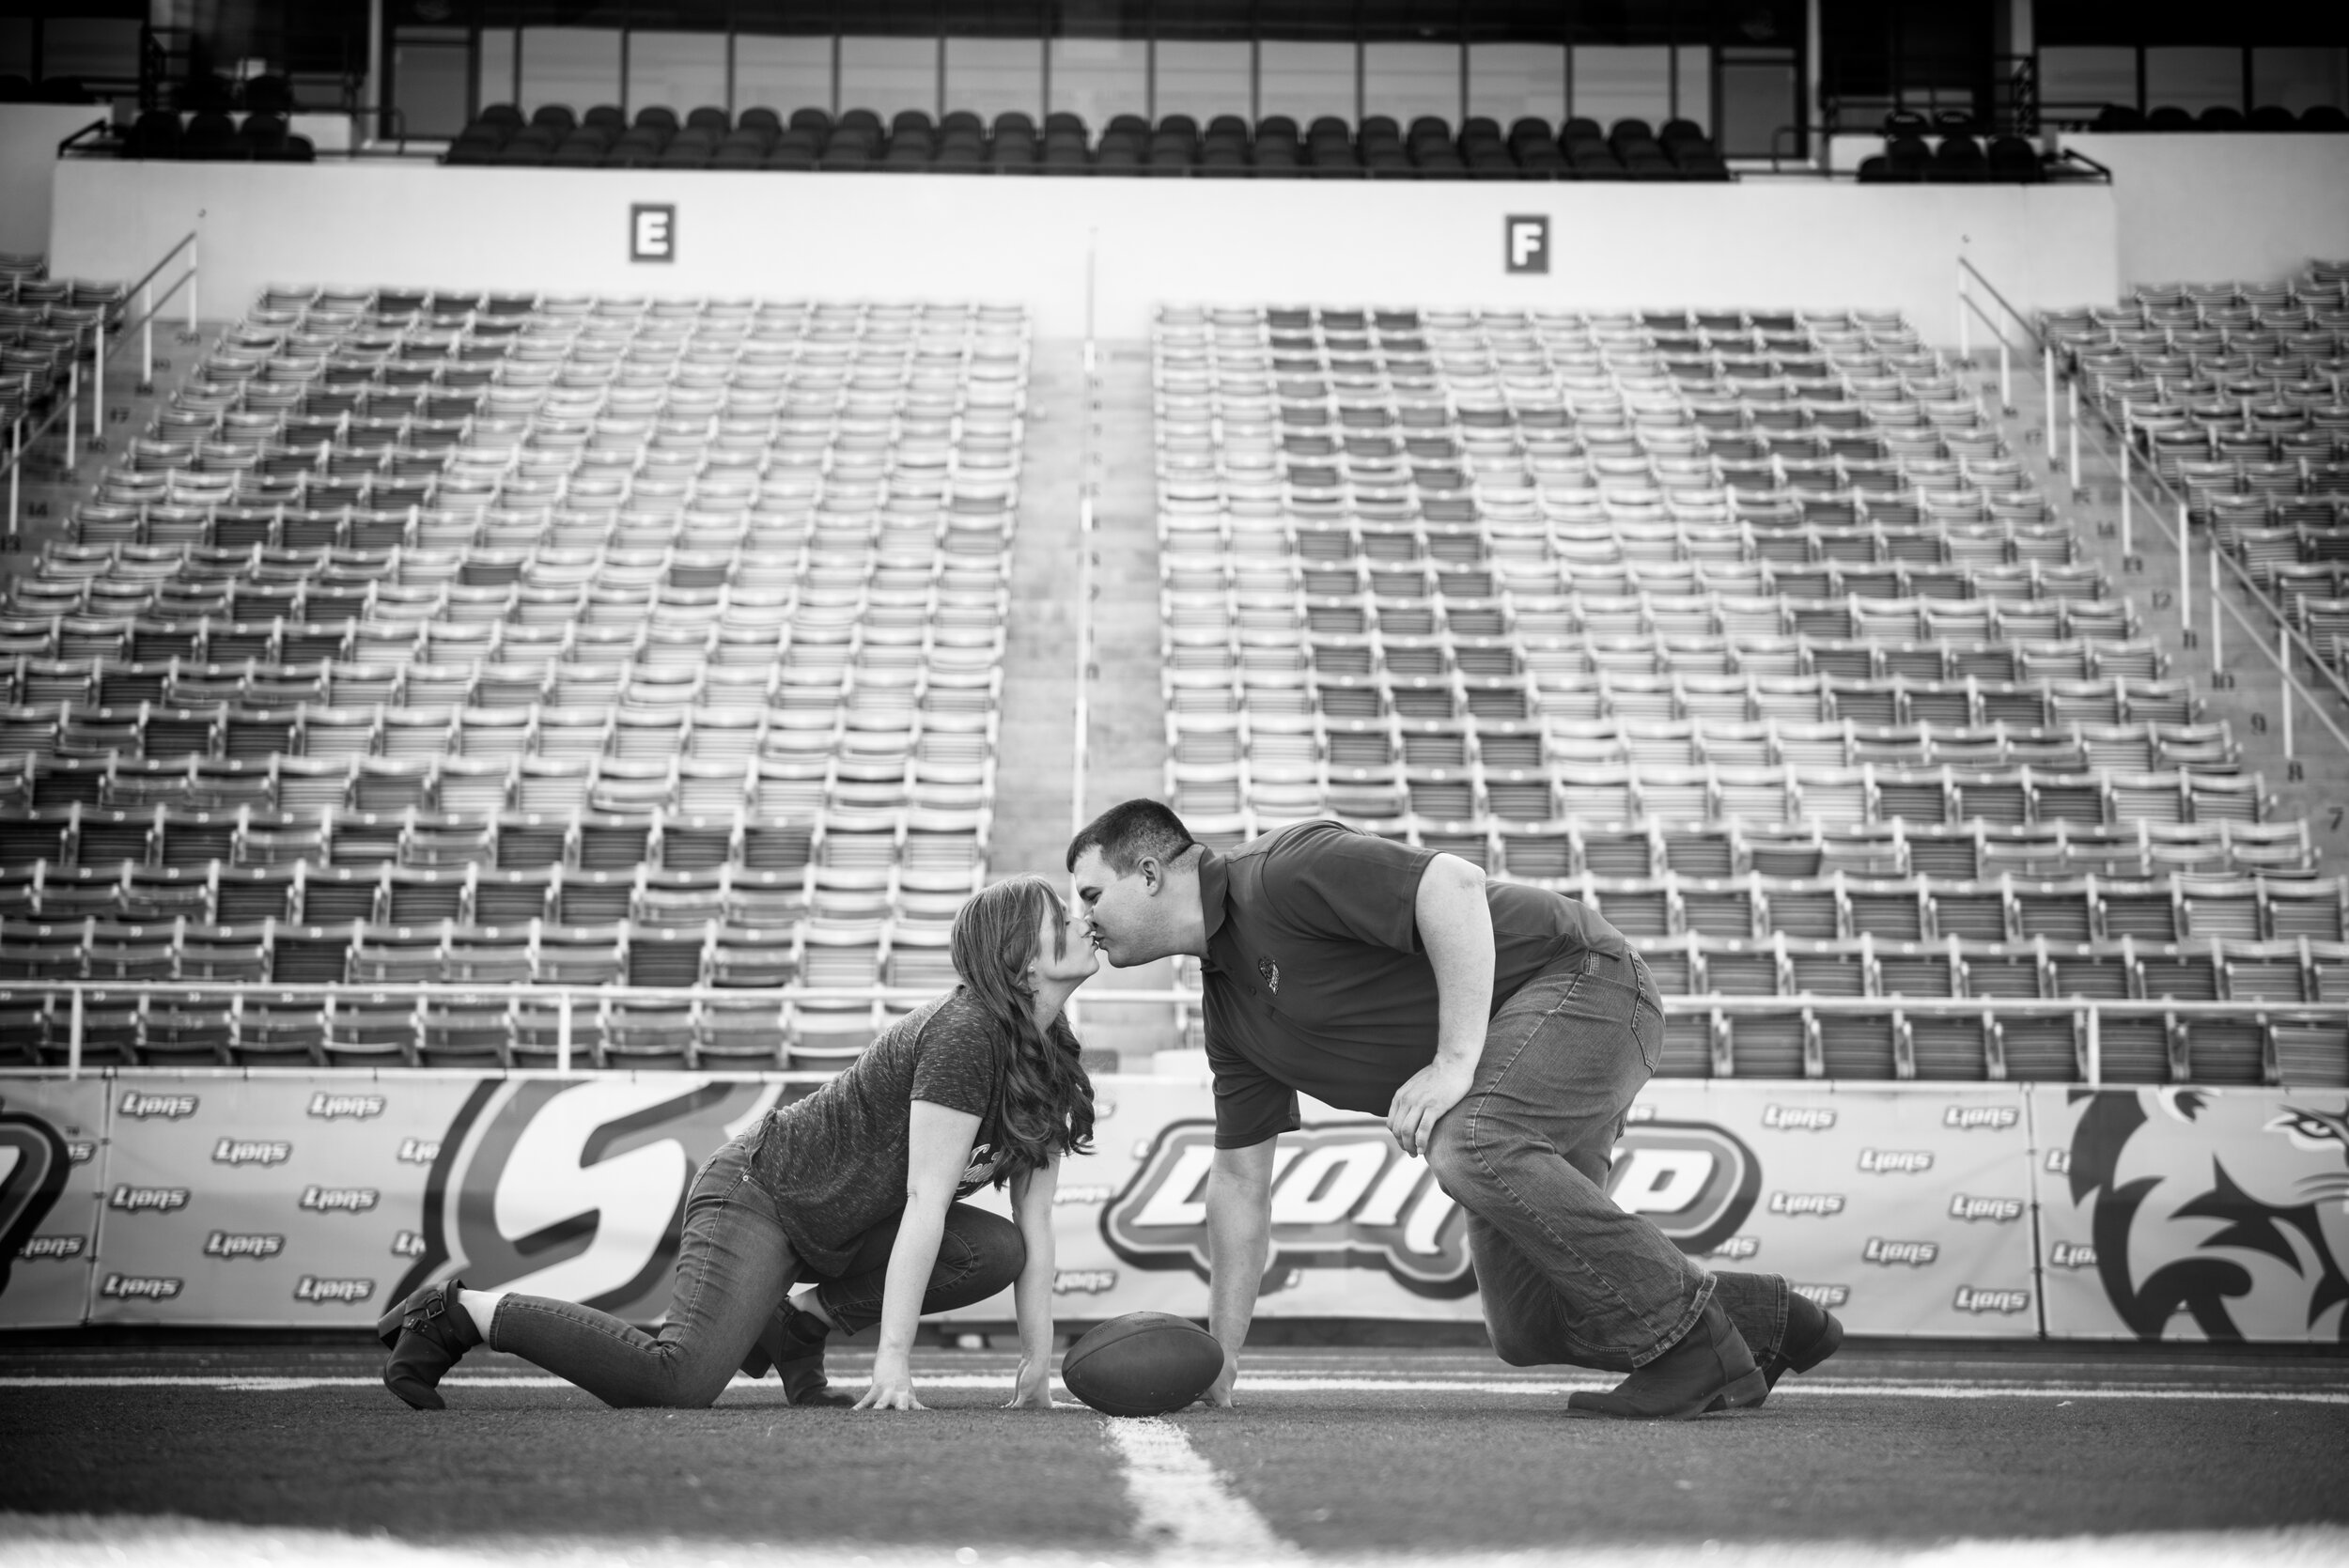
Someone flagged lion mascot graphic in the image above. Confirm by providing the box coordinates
[2064,1087,2349,1343]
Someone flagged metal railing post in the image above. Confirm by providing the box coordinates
[2043,345,2057,464]
[556,991,572,1074]
[2281,624,2295,759]
[2084,1006,2100,1086]
[65,353,77,470]
[140,283,152,389]
[1998,334,2012,412]
[2065,377,2079,491]
[2210,539,2222,668]
[2118,427,2133,555]
[69,986,84,1080]
[91,315,103,441]
[1956,261,1970,365]
[2178,503,2192,629]
[186,233,199,331]
[7,417,17,541]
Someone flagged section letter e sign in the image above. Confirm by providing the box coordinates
[1504,214,1548,275]
[631,204,677,264]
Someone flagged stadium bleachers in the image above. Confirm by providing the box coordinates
[117,109,318,162]
[0,255,123,431]
[2088,103,2349,132]
[1150,300,2349,1088]
[0,286,1027,1070]
[422,104,1730,180]
[1847,111,2053,184]
[2040,262,2349,673]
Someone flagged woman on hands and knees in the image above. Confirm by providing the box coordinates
[379,876,1100,1412]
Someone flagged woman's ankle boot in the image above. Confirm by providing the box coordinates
[378,1279,482,1411]
[752,1304,855,1407]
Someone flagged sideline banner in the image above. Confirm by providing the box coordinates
[77,1074,781,1327]
[88,1076,475,1326]
[0,1071,2154,1339]
[995,1078,2041,1336]
[2031,1085,2349,1343]
[0,1078,110,1328]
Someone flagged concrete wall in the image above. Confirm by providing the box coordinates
[51,159,2120,342]
[2060,132,2349,292]
[0,105,112,256]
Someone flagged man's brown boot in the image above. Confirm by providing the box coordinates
[1566,1297,1766,1421]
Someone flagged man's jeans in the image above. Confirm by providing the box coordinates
[1425,947,1791,1373]
[490,1135,1024,1407]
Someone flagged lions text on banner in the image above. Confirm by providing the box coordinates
[78,1075,779,1327]
[88,1077,471,1325]
[40,1071,2344,1338]
[956,1079,2042,1334]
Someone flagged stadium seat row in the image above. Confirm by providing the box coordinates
[435,104,1730,180]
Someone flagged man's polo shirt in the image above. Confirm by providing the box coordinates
[1199,819,1629,1148]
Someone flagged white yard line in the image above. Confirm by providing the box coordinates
[1,1515,2347,1568]
[3,1372,2344,1404]
[1101,1415,1294,1560]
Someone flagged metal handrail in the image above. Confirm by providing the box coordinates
[1956,254,2349,761]
[54,117,112,157]
[2050,146,2112,180]
[3,260,196,541]
[11,973,2332,1089]
[2068,377,2349,757]
[120,231,197,306]
[10,976,2334,1017]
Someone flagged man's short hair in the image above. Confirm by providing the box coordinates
[1066,800,1198,876]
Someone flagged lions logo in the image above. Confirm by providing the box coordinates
[2064,1089,2349,1343]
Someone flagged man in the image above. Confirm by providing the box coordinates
[1067,801,1842,1420]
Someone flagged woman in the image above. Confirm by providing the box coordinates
[377,875,1099,1411]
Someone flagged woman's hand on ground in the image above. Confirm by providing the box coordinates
[854,1358,926,1411]
[1202,1345,1239,1407]
[1003,1362,1060,1410]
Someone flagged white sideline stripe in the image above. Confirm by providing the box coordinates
[1102,1415,1294,1559]
[4,1516,2349,1568]
[3,1372,2345,1404]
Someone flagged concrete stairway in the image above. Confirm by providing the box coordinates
[1974,348,2349,868]
[2,316,223,583]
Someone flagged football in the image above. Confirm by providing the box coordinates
[1059,1312,1225,1417]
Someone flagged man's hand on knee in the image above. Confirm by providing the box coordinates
[1388,1059,1474,1158]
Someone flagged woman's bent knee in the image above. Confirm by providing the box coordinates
[949,1204,1026,1290]
[610,1349,737,1409]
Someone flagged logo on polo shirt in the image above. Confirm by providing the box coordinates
[1103,1120,1470,1296]
[1257,956,1280,994]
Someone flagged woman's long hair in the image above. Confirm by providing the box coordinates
[948,876,1097,1176]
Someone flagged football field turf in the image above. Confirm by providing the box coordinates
[2,1342,2345,1565]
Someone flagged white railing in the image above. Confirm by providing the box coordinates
[4,230,201,542]
[4,977,2338,1087]
[1955,254,2349,779]
[1071,225,1100,838]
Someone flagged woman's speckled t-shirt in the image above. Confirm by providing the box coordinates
[748,990,1006,1275]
